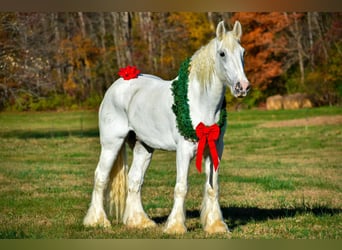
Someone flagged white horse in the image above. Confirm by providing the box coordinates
[83,21,250,234]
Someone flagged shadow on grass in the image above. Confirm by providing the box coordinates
[0,129,99,139]
[221,206,341,230]
[153,206,341,231]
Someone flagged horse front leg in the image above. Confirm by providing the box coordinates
[201,138,229,234]
[164,141,195,234]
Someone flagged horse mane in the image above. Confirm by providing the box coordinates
[189,31,238,87]
[189,39,216,86]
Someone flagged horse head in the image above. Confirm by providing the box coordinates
[215,21,250,98]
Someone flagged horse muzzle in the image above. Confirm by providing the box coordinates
[234,81,251,98]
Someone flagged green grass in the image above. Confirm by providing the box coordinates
[0,106,341,239]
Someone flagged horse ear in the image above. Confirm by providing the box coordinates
[232,21,242,40]
[216,21,226,41]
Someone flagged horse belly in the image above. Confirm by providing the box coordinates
[127,82,178,151]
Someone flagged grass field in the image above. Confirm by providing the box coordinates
[0,107,341,239]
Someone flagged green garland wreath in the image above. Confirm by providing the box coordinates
[171,58,227,141]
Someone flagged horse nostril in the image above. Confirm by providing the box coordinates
[245,85,251,92]
[235,82,242,91]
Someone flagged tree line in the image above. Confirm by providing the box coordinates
[0,12,340,111]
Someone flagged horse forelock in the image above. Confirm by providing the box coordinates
[222,31,240,50]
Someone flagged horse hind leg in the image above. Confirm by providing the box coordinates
[123,140,156,229]
[83,135,127,228]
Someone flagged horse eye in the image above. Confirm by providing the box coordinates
[219,51,225,57]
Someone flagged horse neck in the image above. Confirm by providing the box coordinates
[187,71,226,127]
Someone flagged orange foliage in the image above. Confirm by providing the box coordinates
[232,12,289,90]
[63,73,78,96]
[59,35,101,72]
[57,34,102,97]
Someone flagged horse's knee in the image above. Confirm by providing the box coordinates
[127,177,140,193]
[205,184,218,200]
[127,142,153,193]
[174,183,187,198]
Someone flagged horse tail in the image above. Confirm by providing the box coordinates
[105,143,128,223]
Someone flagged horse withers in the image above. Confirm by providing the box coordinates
[83,21,250,234]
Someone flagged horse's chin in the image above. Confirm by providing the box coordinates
[233,92,247,98]
[230,88,242,98]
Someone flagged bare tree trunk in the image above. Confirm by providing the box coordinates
[312,12,329,62]
[307,12,314,70]
[138,12,157,72]
[78,12,92,94]
[78,12,86,38]
[157,13,167,74]
[284,12,305,86]
[99,12,111,93]
[111,12,122,68]
[293,12,305,86]
[111,12,133,68]
[121,12,133,66]
[207,12,215,31]
[51,13,63,93]
[221,12,233,29]
[99,12,106,50]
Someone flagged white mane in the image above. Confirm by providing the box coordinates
[189,39,215,85]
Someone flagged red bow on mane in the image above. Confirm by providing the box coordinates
[195,122,220,173]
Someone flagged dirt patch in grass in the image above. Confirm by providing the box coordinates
[260,115,342,128]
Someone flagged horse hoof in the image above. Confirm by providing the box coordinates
[204,220,229,234]
[124,213,156,229]
[83,208,111,228]
[83,215,111,228]
[163,223,187,234]
[126,218,156,229]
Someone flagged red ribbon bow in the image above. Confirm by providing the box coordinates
[195,122,220,173]
[118,65,141,80]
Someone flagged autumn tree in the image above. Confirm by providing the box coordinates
[0,13,17,109]
[0,13,62,110]
[281,12,341,105]
[111,12,133,68]
[231,13,290,91]
[0,12,340,111]
[130,12,213,79]
[163,12,212,77]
